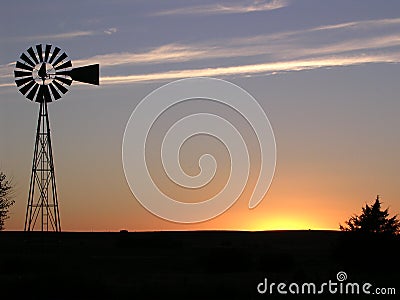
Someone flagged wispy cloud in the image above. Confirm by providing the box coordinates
[73,44,206,67]
[154,0,288,16]
[73,17,400,68]
[0,63,15,86]
[10,27,118,43]
[73,43,270,67]
[286,34,400,60]
[26,30,95,41]
[0,83,13,88]
[2,18,400,88]
[104,28,117,35]
[312,17,400,32]
[93,17,400,85]
[100,53,400,85]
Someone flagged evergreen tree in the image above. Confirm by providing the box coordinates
[340,195,400,235]
[0,171,14,230]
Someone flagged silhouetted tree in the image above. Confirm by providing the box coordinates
[340,195,400,235]
[0,171,14,230]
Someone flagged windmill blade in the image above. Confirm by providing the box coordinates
[55,76,72,86]
[53,52,68,68]
[14,70,32,78]
[48,47,61,64]
[55,60,72,70]
[16,61,34,71]
[14,45,98,104]
[20,53,35,67]
[26,83,39,101]
[36,44,43,62]
[49,82,62,100]
[27,47,39,64]
[15,76,33,87]
[19,80,36,95]
[69,64,99,85]
[53,80,69,94]
[44,44,51,62]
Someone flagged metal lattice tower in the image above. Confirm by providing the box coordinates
[25,96,60,231]
[14,44,99,231]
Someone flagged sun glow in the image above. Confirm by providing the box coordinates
[251,216,316,231]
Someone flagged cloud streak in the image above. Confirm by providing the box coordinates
[26,30,95,41]
[73,17,400,68]
[73,43,271,67]
[104,28,117,35]
[312,17,400,32]
[73,44,206,67]
[93,15,400,85]
[0,83,13,88]
[2,18,400,88]
[100,53,400,85]
[9,27,118,43]
[154,0,288,16]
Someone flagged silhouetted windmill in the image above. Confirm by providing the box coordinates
[14,44,99,231]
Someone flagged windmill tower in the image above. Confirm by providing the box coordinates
[14,44,99,231]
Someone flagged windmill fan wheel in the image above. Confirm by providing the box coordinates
[14,44,99,103]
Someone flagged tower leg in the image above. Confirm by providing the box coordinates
[25,101,61,232]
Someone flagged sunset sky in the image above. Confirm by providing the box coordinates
[1,0,400,231]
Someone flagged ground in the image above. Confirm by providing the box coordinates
[0,230,398,299]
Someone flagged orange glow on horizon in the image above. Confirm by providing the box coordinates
[249,217,314,231]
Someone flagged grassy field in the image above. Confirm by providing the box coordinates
[0,230,398,299]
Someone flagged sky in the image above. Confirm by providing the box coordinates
[1,0,400,231]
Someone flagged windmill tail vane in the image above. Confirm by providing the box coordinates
[14,43,100,231]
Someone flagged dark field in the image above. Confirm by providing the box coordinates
[0,230,399,299]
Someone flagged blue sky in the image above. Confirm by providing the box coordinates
[3,0,400,86]
[1,0,400,231]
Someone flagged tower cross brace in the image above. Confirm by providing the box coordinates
[25,98,61,231]
[14,44,99,232]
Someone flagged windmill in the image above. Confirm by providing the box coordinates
[14,44,99,231]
